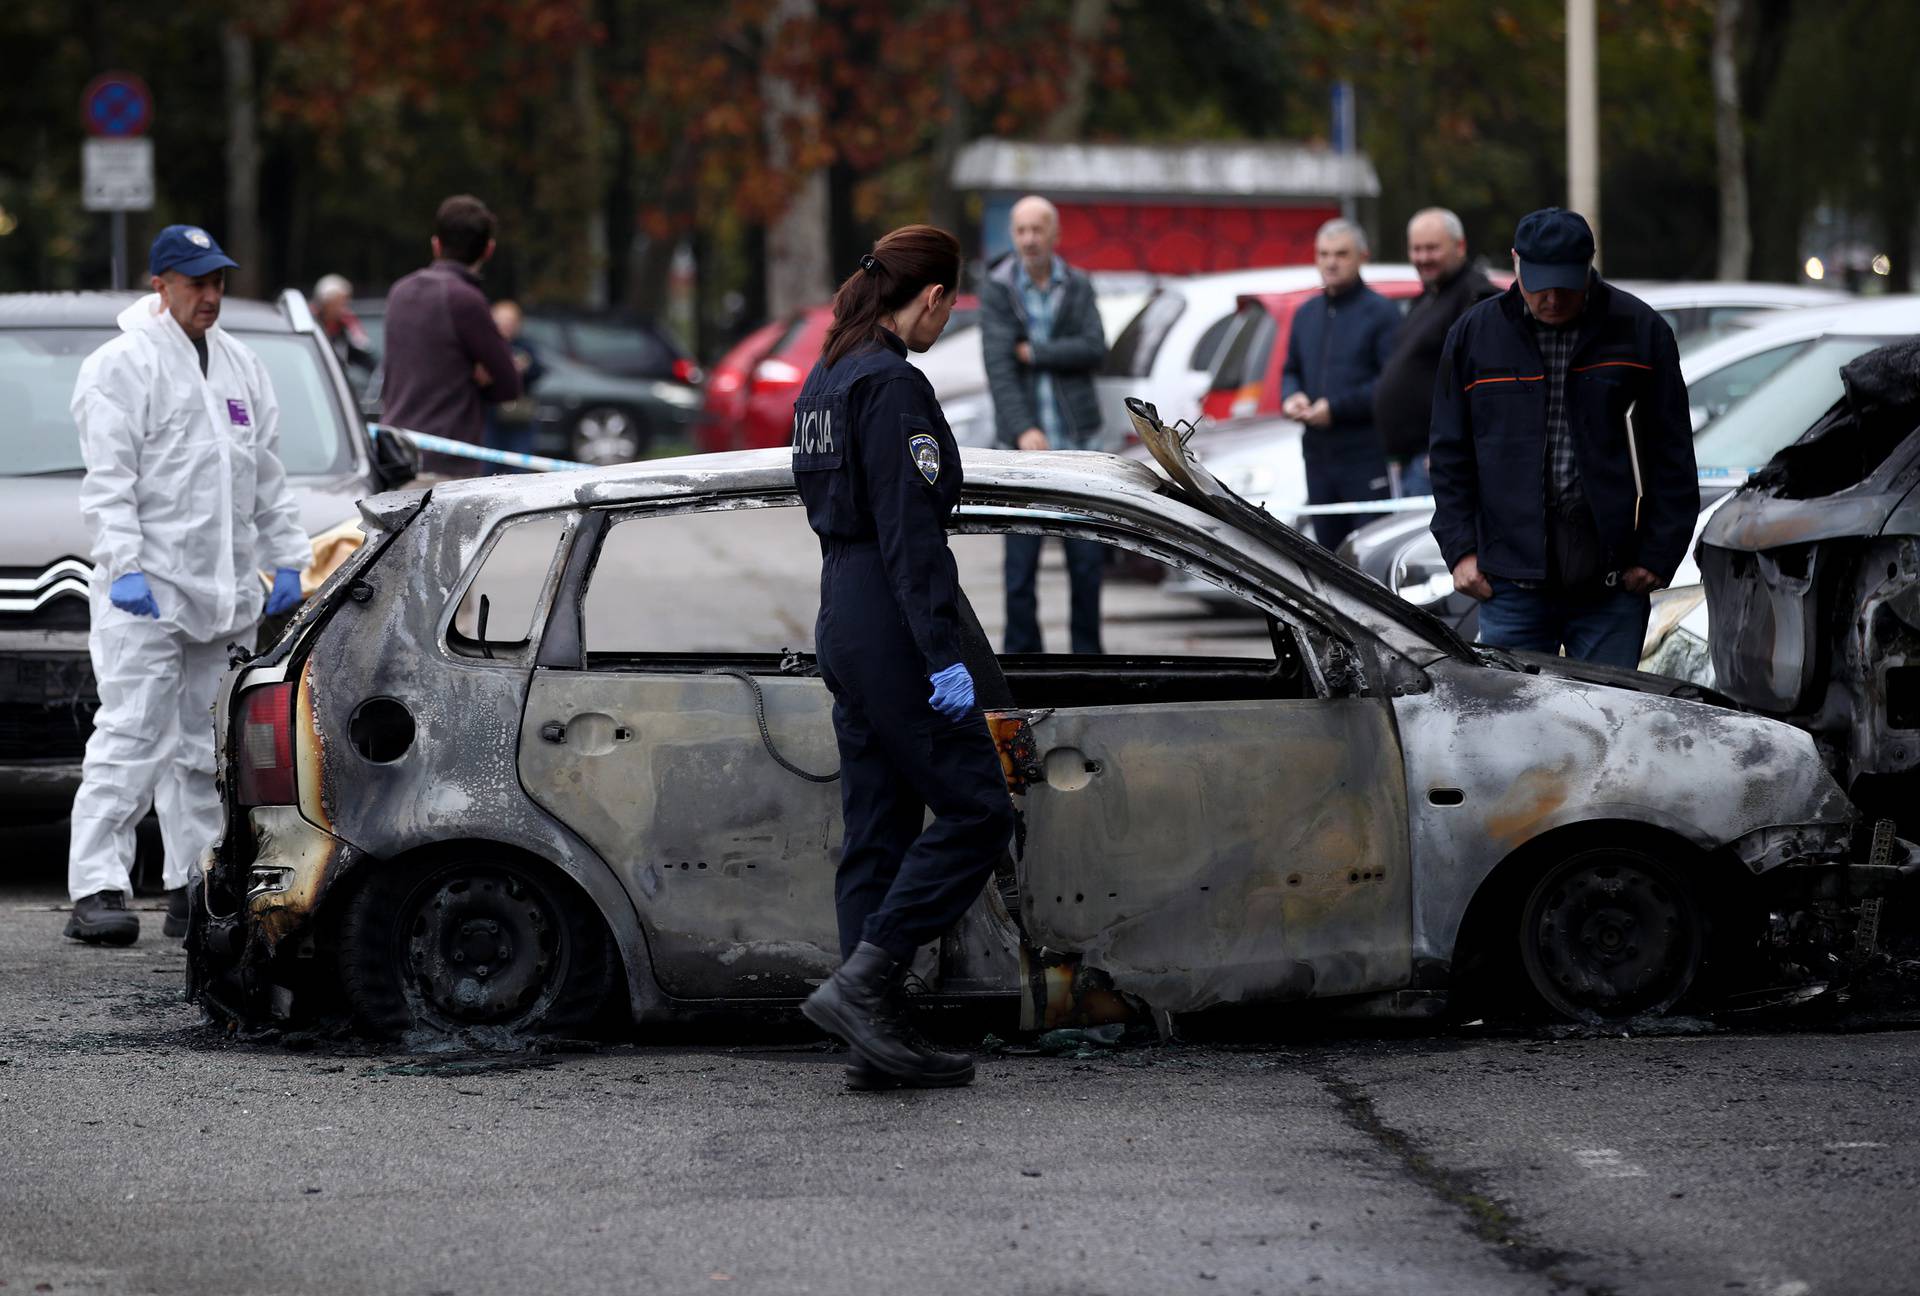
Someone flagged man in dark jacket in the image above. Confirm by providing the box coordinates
[1429,207,1697,669]
[1281,218,1402,549]
[981,194,1108,654]
[1372,208,1497,497]
[381,194,522,477]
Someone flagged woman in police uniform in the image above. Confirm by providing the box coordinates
[794,225,1013,1090]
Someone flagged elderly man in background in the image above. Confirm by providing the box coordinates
[982,194,1109,655]
[1280,218,1402,549]
[1372,208,1498,498]
[310,273,375,380]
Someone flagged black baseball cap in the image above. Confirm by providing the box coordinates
[1513,207,1594,292]
[149,225,239,278]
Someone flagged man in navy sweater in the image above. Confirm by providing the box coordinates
[1281,219,1402,549]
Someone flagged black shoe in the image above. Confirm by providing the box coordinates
[803,942,975,1089]
[163,887,189,939]
[64,890,139,946]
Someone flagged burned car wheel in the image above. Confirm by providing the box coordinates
[339,852,615,1039]
[1518,846,1705,1024]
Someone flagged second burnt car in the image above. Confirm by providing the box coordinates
[187,403,1917,1038]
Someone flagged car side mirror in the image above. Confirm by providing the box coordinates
[368,424,422,490]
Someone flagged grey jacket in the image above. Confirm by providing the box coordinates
[981,256,1107,448]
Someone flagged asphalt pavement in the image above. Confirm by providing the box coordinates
[4,843,1917,1296]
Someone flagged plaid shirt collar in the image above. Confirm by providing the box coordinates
[1533,318,1580,504]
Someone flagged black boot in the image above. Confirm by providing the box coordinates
[843,987,973,1090]
[64,890,139,946]
[803,942,975,1088]
[163,887,190,939]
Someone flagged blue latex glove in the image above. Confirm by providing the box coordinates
[927,663,975,721]
[108,572,159,619]
[264,567,304,616]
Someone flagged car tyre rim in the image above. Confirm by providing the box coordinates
[399,864,565,1027]
[572,407,640,466]
[1518,847,1703,1024]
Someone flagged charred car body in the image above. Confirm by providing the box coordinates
[1702,339,1920,841]
[187,404,1917,1036]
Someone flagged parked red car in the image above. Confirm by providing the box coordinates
[1200,270,1512,422]
[698,296,982,453]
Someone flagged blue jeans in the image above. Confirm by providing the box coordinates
[1475,576,1652,669]
[1004,534,1105,654]
[1393,453,1431,499]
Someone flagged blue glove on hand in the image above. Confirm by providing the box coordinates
[264,567,304,616]
[927,663,976,721]
[108,572,159,619]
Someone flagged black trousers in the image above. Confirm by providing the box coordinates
[816,543,1014,962]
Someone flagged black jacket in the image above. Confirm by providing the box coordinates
[1428,279,1698,584]
[981,257,1107,448]
[1372,264,1498,460]
[1280,281,1401,460]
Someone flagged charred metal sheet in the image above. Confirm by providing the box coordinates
[243,804,345,953]
[1394,660,1855,967]
[284,502,665,1019]
[1013,697,1412,1014]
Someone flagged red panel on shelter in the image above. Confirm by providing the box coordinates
[1053,202,1337,274]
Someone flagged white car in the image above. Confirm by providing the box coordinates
[1614,280,1849,355]
[1683,294,1920,434]
[1095,265,1424,446]
[918,281,1153,449]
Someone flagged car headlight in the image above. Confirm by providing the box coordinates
[652,381,704,410]
[1642,585,1707,657]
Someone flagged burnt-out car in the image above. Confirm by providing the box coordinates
[186,401,1918,1038]
[1700,339,1920,836]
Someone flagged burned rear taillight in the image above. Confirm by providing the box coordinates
[236,682,296,806]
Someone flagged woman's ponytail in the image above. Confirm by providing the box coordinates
[821,224,962,367]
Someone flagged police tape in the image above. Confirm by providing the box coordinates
[1285,470,1758,517]
[371,425,591,474]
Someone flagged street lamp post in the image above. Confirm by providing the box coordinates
[1567,0,1600,265]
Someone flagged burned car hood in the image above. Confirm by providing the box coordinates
[1700,339,1920,714]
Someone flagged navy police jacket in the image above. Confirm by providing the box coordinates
[1427,279,1698,584]
[793,330,965,673]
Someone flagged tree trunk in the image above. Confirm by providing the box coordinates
[222,23,262,299]
[1040,0,1108,142]
[762,0,831,315]
[1712,0,1751,279]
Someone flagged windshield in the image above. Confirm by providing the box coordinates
[1104,289,1185,377]
[0,328,353,476]
[1691,335,1899,471]
[562,318,684,373]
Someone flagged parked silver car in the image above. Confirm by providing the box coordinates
[0,290,416,821]
[187,402,1914,1037]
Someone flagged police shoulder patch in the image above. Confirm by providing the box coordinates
[909,432,940,484]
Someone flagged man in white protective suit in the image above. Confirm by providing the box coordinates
[64,224,312,945]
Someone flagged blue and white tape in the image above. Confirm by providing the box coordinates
[370,424,590,474]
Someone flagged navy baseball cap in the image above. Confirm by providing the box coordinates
[149,225,239,278]
[1513,208,1594,292]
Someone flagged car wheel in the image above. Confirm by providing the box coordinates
[1517,846,1705,1024]
[339,850,615,1040]
[569,406,649,466]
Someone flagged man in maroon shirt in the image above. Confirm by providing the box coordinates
[380,195,522,476]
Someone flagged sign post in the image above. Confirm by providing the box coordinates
[80,72,154,290]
